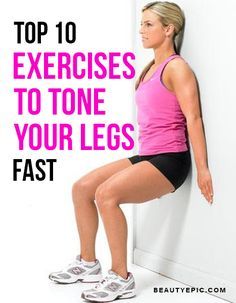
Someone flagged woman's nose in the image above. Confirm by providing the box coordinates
[139,26,144,34]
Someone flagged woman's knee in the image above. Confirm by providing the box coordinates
[72,177,95,203]
[95,182,120,210]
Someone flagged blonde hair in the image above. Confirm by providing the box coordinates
[136,1,185,89]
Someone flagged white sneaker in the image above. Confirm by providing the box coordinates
[81,269,136,302]
[49,255,102,284]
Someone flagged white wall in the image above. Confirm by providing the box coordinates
[133,1,236,302]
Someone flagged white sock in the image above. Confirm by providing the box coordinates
[81,258,96,266]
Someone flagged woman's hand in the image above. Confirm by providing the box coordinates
[197,168,214,204]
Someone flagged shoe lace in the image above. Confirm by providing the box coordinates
[61,259,82,272]
[94,275,116,289]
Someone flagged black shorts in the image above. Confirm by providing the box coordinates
[127,150,191,192]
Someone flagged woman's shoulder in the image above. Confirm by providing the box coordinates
[168,55,192,73]
[166,55,196,91]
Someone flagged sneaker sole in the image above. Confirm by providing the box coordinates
[81,288,136,302]
[49,274,103,284]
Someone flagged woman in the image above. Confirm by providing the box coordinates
[49,1,214,302]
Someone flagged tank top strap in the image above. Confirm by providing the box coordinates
[157,54,182,77]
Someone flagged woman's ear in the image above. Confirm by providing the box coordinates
[165,24,175,37]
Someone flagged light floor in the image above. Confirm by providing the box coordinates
[47,264,227,303]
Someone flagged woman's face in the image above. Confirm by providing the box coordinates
[139,9,169,49]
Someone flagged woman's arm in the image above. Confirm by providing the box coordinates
[168,59,214,204]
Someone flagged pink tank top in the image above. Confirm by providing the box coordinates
[135,54,188,155]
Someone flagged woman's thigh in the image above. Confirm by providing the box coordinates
[96,160,175,204]
[73,158,132,200]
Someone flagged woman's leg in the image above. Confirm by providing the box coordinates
[72,158,132,262]
[95,160,175,279]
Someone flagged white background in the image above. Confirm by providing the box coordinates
[134,1,236,302]
[0,0,136,302]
